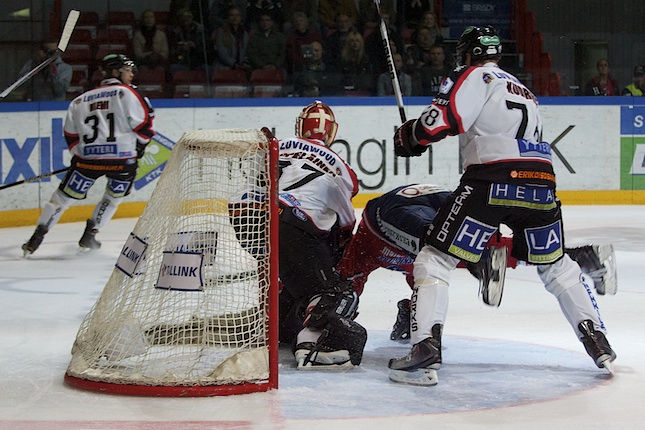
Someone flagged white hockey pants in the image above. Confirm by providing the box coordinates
[411,245,460,345]
[537,254,607,337]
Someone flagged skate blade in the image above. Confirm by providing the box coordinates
[296,360,355,371]
[389,368,438,386]
[77,246,97,254]
[21,244,34,258]
[599,356,615,375]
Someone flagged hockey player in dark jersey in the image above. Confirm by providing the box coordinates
[388,25,616,386]
[336,183,617,342]
[23,54,155,255]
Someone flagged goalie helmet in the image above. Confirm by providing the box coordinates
[456,25,502,66]
[101,53,137,77]
[295,100,338,146]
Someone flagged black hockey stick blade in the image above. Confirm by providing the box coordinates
[0,9,79,99]
[0,167,69,190]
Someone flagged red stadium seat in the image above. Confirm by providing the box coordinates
[211,69,251,98]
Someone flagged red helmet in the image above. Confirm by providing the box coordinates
[295,100,338,146]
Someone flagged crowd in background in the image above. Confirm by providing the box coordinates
[18,1,457,100]
[16,1,645,101]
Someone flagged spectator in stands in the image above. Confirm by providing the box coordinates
[18,37,72,101]
[209,0,248,29]
[243,12,287,72]
[357,0,395,34]
[376,51,411,96]
[364,9,405,75]
[414,11,443,45]
[404,25,435,75]
[283,0,320,32]
[293,41,341,97]
[169,0,212,33]
[246,0,284,33]
[167,9,213,78]
[324,13,356,70]
[417,44,451,96]
[318,0,358,37]
[132,10,169,71]
[285,11,323,75]
[622,65,645,96]
[338,29,374,94]
[212,6,250,73]
[584,58,619,96]
[398,0,433,30]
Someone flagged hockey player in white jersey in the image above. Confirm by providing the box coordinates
[23,54,155,255]
[277,100,367,369]
[388,25,616,386]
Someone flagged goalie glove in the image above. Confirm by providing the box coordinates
[394,119,427,157]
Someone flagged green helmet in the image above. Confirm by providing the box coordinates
[456,25,502,66]
[101,53,137,75]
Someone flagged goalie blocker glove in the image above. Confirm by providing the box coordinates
[394,119,427,157]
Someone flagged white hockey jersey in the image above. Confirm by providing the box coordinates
[63,78,155,161]
[278,137,358,232]
[413,62,554,185]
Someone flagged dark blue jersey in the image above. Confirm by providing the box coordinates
[363,184,452,257]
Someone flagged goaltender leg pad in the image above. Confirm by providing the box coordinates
[295,316,367,368]
[303,290,359,329]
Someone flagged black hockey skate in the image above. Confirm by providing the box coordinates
[567,244,617,295]
[79,219,101,250]
[467,246,508,306]
[22,225,48,256]
[388,324,442,386]
[390,298,411,341]
[578,319,616,373]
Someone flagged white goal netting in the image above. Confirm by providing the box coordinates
[65,129,278,396]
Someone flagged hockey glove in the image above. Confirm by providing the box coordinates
[136,141,147,159]
[394,119,427,157]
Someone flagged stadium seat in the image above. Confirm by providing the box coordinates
[106,11,136,37]
[172,70,209,98]
[250,69,285,98]
[135,69,168,98]
[211,69,251,98]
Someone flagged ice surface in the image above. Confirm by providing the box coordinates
[1,206,644,430]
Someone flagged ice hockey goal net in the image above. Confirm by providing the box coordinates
[64,128,279,396]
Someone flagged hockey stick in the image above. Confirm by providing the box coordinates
[0,9,80,99]
[373,0,406,123]
[0,167,69,190]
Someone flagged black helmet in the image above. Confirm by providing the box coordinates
[456,25,502,66]
[101,53,137,75]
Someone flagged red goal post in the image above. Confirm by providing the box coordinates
[64,128,279,396]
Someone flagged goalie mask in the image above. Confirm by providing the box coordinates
[456,25,502,66]
[295,100,338,146]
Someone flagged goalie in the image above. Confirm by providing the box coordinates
[337,183,617,342]
[275,101,367,369]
